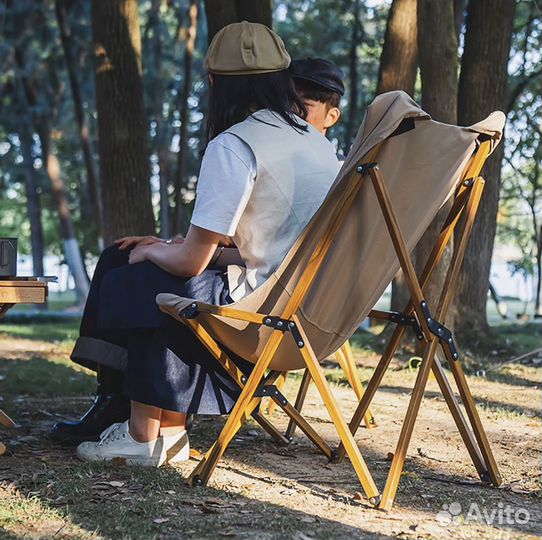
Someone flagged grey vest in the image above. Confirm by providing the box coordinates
[224,109,340,301]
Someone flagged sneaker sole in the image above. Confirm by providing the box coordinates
[76,447,163,467]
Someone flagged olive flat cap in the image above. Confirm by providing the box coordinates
[204,21,291,75]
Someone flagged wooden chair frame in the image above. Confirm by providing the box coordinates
[264,341,377,440]
[168,137,501,509]
[332,138,503,510]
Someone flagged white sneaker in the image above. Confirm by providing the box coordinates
[76,421,165,467]
[163,429,190,463]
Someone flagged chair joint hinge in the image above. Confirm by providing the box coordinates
[389,311,424,340]
[420,301,459,360]
[180,303,199,319]
[254,385,288,406]
[356,162,378,175]
[262,316,305,348]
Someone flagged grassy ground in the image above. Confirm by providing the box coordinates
[0,315,540,540]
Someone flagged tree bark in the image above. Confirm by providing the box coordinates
[204,0,273,45]
[55,0,103,250]
[414,0,458,326]
[91,0,155,244]
[343,0,362,154]
[19,129,45,280]
[235,0,273,28]
[376,0,419,312]
[377,0,418,96]
[454,0,516,337]
[204,0,238,44]
[173,0,198,235]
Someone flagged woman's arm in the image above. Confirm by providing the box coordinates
[128,225,223,276]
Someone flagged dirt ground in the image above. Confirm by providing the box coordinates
[0,333,541,540]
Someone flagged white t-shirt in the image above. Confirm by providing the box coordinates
[191,133,257,237]
[190,110,340,301]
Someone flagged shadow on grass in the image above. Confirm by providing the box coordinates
[0,357,95,416]
[1,423,540,540]
[0,321,81,344]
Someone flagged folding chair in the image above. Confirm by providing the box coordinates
[158,91,505,508]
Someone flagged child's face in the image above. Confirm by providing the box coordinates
[302,98,341,135]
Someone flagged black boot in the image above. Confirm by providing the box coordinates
[49,366,131,446]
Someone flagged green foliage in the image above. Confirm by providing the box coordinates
[0,0,540,295]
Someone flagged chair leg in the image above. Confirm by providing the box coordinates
[337,342,377,429]
[265,372,287,416]
[285,368,312,440]
[251,411,290,446]
[379,338,438,510]
[0,409,15,428]
[273,395,334,459]
[293,316,380,504]
[335,324,408,462]
[431,357,488,479]
[446,357,502,486]
[188,331,286,486]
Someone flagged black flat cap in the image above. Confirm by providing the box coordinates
[290,58,345,97]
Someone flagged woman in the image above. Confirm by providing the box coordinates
[72,21,341,466]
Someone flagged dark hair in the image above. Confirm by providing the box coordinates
[294,79,341,109]
[206,70,308,141]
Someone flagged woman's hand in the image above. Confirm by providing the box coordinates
[114,235,163,250]
[128,244,150,265]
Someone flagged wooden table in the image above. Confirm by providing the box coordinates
[0,278,50,455]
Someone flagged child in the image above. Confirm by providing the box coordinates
[290,58,345,137]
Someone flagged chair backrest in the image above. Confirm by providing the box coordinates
[171,92,505,371]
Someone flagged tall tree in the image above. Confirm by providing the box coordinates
[377,0,418,97]
[55,0,103,250]
[173,0,199,234]
[414,0,458,321]
[343,0,362,153]
[91,0,155,244]
[376,0,418,312]
[204,0,273,44]
[454,0,516,337]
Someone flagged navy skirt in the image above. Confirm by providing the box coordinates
[72,245,253,414]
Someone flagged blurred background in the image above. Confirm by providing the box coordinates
[0,0,540,339]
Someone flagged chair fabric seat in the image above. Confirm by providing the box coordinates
[158,91,505,371]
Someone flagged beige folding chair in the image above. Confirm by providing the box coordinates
[158,91,505,508]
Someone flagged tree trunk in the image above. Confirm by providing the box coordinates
[19,129,45,280]
[37,125,90,304]
[377,0,418,97]
[91,0,155,244]
[204,0,237,44]
[454,0,516,337]
[414,0,458,327]
[204,0,272,44]
[343,0,362,154]
[55,0,103,250]
[235,0,272,28]
[376,0,419,312]
[173,0,198,235]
